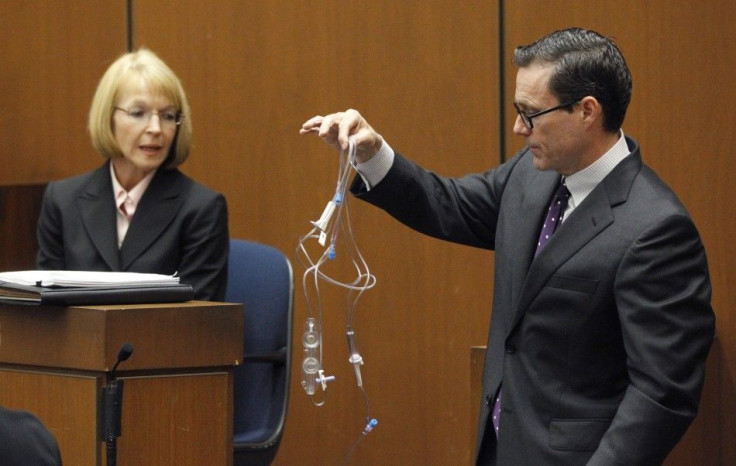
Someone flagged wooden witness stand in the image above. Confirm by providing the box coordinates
[0,300,243,466]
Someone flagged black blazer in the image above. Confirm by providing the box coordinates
[353,137,714,465]
[0,407,62,466]
[36,162,229,301]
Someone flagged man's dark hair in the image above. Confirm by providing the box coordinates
[513,27,632,133]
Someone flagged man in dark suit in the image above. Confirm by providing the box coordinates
[300,28,715,465]
[0,406,62,465]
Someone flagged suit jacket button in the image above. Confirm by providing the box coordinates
[505,343,516,354]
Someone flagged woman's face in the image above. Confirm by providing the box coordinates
[112,77,179,184]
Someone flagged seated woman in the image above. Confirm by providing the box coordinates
[36,49,228,301]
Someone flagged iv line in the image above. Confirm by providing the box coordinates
[295,137,379,458]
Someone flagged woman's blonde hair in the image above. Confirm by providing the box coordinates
[88,48,192,168]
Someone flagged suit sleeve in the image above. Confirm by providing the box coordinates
[36,182,67,270]
[351,151,518,250]
[177,192,229,301]
[588,213,714,465]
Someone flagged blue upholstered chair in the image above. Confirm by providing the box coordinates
[226,239,294,466]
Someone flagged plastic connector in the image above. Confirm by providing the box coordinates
[346,327,364,387]
[311,201,336,232]
[363,418,378,434]
[301,356,320,395]
[348,353,364,387]
[301,318,321,396]
[317,369,335,391]
[301,318,335,396]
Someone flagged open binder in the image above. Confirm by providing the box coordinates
[0,270,194,306]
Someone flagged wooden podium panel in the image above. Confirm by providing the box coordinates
[0,370,100,464]
[0,301,243,466]
[118,372,232,465]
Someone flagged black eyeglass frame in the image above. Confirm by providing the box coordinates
[514,99,580,129]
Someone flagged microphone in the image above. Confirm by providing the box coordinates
[111,342,134,379]
[104,342,134,466]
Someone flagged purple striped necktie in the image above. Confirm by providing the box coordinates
[535,179,570,256]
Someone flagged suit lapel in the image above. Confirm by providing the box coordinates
[77,163,120,270]
[119,169,185,270]
[507,170,559,327]
[511,150,642,332]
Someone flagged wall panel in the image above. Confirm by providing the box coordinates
[504,2,734,464]
[0,1,127,185]
[134,1,498,464]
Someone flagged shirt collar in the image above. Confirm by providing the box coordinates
[564,130,630,209]
[110,162,156,208]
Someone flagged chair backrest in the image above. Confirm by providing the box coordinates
[225,239,293,465]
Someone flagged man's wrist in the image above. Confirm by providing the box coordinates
[354,141,394,190]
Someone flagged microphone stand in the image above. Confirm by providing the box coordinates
[104,379,124,466]
[103,343,133,466]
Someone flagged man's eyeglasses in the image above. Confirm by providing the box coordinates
[514,100,579,129]
[114,107,183,128]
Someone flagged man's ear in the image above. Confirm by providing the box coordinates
[579,96,602,127]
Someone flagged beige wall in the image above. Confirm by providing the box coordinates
[1,1,733,464]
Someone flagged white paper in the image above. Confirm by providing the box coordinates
[0,270,180,288]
